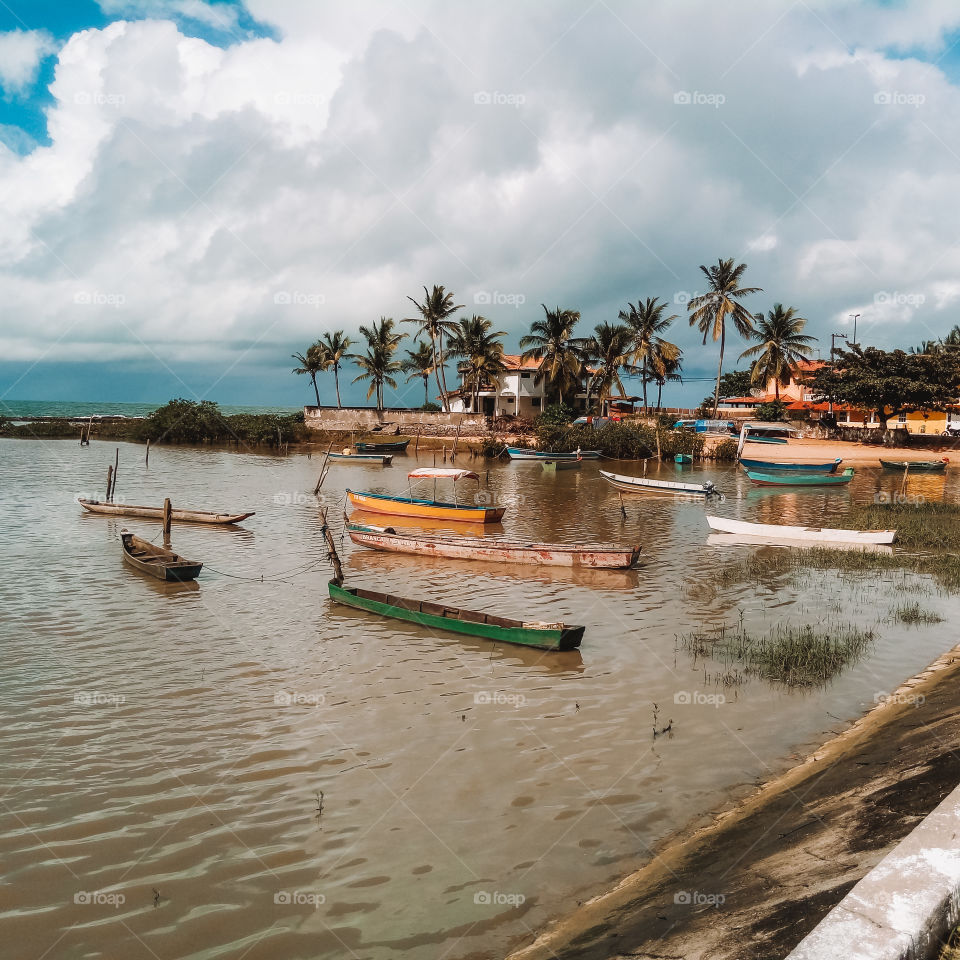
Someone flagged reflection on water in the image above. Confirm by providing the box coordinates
[1,440,958,960]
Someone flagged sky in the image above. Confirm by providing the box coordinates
[4,0,960,409]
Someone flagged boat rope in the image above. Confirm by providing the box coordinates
[200,555,330,583]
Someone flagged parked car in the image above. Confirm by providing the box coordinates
[573,415,619,428]
[672,419,698,431]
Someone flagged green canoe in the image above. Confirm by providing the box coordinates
[328,581,584,651]
[879,458,948,472]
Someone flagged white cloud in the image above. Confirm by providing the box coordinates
[97,0,240,32]
[6,1,960,391]
[0,29,56,95]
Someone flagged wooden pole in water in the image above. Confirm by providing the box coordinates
[655,428,661,462]
[112,448,119,500]
[451,421,461,462]
[415,426,421,456]
[314,441,333,495]
[320,508,344,585]
[145,438,150,466]
[105,465,113,500]
[619,491,626,520]
[162,498,172,544]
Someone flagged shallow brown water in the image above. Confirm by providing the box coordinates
[1,439,958,960]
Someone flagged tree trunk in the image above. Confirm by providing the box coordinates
[437,331,450,412]
[641,360,648,414]
[712,325,725,417]
[431,334,446,412]
[334,364,342,408]
[311,373,320,407]
[422,374,429,406]
[656,380,663,411]
[774,379,780,401]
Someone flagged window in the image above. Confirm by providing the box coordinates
[521,372,531,380]
[531,398,541,409]
[898,412,907,423]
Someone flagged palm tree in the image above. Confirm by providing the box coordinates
[739,304,816,400]
[651,346,683,411]
[619,297,680,412]
[519,305,583,406]
[401,342,436,407]
[405,285,464,411]
[350,317,406,411]
[448,314,508,413]
[584,322,633,416]
[319,331,352,408]
[687,258,762,416]
[291,341,327,407]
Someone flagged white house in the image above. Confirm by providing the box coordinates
[446,355,638,418]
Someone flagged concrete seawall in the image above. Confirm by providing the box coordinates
[304,406,487,434]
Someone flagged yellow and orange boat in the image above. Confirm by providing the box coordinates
[346,468,506,524]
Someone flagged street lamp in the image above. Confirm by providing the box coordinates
[848,314,860,347]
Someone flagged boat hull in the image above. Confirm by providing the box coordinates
[80,499,253,524]
[347,525,640,568]
[599,469,716,496]
[346,489,505,523]
[705,515,895,544]
[328,581,583,650]
[329,453,393,464]
[739,457,841,473]
[744,467,854,486]
[506,447,601,460]
[541,459,581,472]
[879,459,947,472]
[744,436,788,444]
[121,532,203,581]
[355,440,410,452]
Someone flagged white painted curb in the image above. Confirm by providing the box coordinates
[786,781,960,960]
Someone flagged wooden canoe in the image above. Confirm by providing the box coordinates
[355,439,410,452]
[120,530,202,581]
[506,447,601,460]
[744,467,855,486]
[541,459,581,472]
[739,457,841,473]
[346,523,641,568]
[879,458,948,472]
[705,515,895,545]
[329,453,393,464]
[80,499,254,524]
[346,489,506,523]
[328,580,584,650]
[599,469,718,497]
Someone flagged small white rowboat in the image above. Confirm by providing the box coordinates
[705,515,896,545]
[600,470,717,496]
[346,523,640,568]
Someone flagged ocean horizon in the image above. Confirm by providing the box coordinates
[0,399,302,419]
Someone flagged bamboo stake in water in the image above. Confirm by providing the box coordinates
[145,438,150,466]
[162,498,172,544]
[320,508,344,585]
[112,448,119,500]
[105,465,113,500]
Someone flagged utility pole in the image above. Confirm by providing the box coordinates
[828,333,849,416]
[848,313,860,348]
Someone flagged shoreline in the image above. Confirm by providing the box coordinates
[506,643,960,960]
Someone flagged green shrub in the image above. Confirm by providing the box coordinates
[533,422,704,460]
[535,402,576,427]
[421,401,441,412]
[754,399,788,421]
[136,399,306,446]
[711,438,740,461]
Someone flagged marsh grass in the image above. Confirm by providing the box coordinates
[842,502,960,551]
[891,602,944,625]
[682,620,875,686]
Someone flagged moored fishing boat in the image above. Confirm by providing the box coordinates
[879,458,948,472]
[744,467,855,486]
[705,515,895,544]
[346,523,641,568]
[328,581,584,650]
[346,468,506,523]
[80,499,254,524]
[506,446,601,460]
[329,452,393,464]
[600,469,718,497]
[120,530,203,581]
[542,459,581,472]
[355,438,410,453]
[738,457,841,473]
[674,453,692,464]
